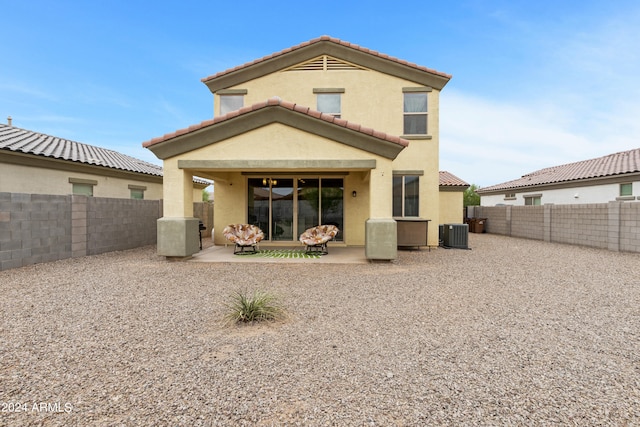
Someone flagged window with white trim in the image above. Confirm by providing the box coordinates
[403,92,428,135]
[524,195,541,206]
[316,93,341,118]
[620,183,633,197]
[219,95,244,115]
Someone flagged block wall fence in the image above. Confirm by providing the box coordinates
[0,193,214,271]
[468,202,640,253]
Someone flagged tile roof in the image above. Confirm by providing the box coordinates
[201,35,452,83]
[142,97,410,149]
[439,171,470,187]
[478,147,640,193]
[0,123,163,177]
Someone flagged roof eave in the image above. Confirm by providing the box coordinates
[478,171,640,195]
[145,105,407,161]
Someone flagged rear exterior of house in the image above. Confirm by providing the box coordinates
[144,36,458,260]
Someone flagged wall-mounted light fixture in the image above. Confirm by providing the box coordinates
[352,190,357,198]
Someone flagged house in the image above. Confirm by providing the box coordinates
[439,171,470,222]
[477,148,640,206]
[144,36,462,260]
[0,121,209,200]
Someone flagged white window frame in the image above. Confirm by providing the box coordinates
[402,88,430,136]
[620,183,633,197]
[217,89,247,116]
[313,88,344,118]
[524,195,542,206]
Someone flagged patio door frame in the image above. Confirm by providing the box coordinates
[246,174,345,242]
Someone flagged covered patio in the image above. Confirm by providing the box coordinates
[190,243,369,264]
[143,98,410,262]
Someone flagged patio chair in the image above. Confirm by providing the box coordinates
[299,224,339,255]
[223,224,265,255]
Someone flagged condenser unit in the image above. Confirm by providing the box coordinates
[442,224,469,249]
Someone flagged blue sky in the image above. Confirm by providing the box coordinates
[2,0,639,187]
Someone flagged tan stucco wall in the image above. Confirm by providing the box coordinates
[0,162,164,199]
[439,190,464,224]
[162,123,391,246]
[215,67,442,246]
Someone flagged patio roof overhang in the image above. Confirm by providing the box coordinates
[143,99,408,161]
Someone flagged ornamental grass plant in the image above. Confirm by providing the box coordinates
[224,289,285,324]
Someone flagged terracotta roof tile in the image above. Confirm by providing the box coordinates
[478,148,640,193]
[439,171,470,187]
[201,35,452,83]
[0,123,163,176]
[142,97,409,149]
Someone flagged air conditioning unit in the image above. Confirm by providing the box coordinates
[442,224,468,249]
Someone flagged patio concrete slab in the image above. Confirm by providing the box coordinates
[189,244,369,264]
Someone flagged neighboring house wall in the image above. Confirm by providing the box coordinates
[0,192,214,271]
[480,181,639,206]
[469,202,640,253]
[0,161,164,199]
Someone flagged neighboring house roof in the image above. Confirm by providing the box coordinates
[0,123,211,186]
[201,35,452,93]
[478,147,640,194]
[439,171,470,189]
[0,123,163,176]
[143,97,409,160]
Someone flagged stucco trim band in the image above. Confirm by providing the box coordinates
[178,159,376,171]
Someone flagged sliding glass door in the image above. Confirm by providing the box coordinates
[248,177,343,242]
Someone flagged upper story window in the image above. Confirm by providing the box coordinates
[220,95,244,115]
[314,88,344,118]
[403,92,428,135]
[403,87,431,136]
[217,89,248,116]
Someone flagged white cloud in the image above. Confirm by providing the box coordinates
[440,91,592,187]
[441,6,640,188]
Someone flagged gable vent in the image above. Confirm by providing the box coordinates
[285,55,367,72]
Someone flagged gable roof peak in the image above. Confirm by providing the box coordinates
[201,36,451,92]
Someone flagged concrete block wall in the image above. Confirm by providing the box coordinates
[85,197,162,256]
[479,206,509,235]
[0,193,72,271]
[620,203,640,253]
[0,193,217,271]
[473,202,639,253]
[550,204,608,249]
[511,206,544,240]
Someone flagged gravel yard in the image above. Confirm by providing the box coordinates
[1,233,639,426]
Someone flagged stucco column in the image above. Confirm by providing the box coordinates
[157,160,199,257]
[365,161,397,260]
